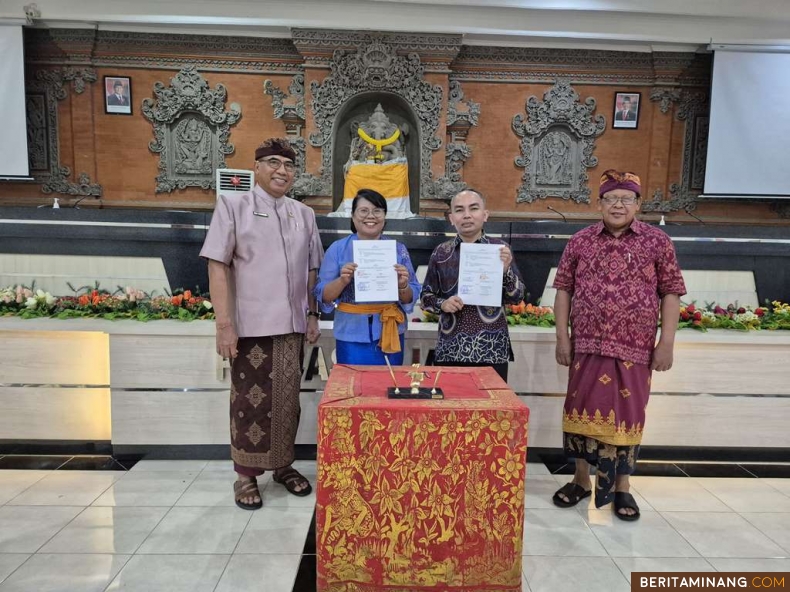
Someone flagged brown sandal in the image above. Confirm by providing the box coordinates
[272,466,312,497]
[233,477,262,510]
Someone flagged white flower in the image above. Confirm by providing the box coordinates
[202,300,213,310]
[734,311,757,323]
[44,292,55,306]
[25,297,38,309]
[36,289,45,299]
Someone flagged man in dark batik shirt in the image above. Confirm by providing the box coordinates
[552,170,686,521]
[420,189,526,382]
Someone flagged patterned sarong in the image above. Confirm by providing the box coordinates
[230,334,304,476]
[562,353,651,507]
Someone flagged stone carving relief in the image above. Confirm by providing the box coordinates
[649,87,682,114]
[42,171,103,197]
[264,74,305,125]
[452,47,711,88]
[434,143,473,201]
[173,117,212,175]
[24,68,102,198]
[36,66,97,96]
[26,94,48,171]
[264,73,308,187]
[446,80,480,128]
[642,89,709,212]
[304,40,444,199]
[512,79,605,203]
[142,66,241,193]
[346,103,408,165]
[60,30,302,73]
[435,80,480,200]
[291,29,462,71]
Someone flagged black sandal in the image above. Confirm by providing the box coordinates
[272,466,313,497]
[552,482,592,508]
[233,477,262,510]
[614,491,640,521]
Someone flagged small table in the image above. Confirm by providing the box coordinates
[316,365,529,591]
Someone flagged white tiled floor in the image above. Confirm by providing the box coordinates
[0,461,788,591]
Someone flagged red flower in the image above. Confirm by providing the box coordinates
[693,311,702,321]
[692,320,702,326]
[680,311,690,321]
[755,308,765,317]
[686,304,696,313]
[78,295,90,306]
[171,295,183,306]
[714,306,727,315]
[737,307,746,314]
[183,290,192,300]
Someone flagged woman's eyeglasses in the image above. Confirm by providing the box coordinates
[355,208,386,218]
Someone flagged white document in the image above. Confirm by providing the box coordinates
[352,239,398,302]
[457,243,504,307]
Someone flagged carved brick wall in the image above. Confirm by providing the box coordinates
[0,27,782,223]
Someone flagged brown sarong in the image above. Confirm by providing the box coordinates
[230,334,304,476]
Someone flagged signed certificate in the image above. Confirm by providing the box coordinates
[353,240,398,302]
[457,243,503,307]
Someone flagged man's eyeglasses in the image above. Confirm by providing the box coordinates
[600,196,638,206]
[258,157,296,173]
[355,207,386,218]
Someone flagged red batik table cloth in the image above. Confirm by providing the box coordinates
[317,365,529,591]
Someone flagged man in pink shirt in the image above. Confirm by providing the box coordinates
[551,170,685,520]
[200,138,323,510]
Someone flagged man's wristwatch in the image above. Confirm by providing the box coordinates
[307,310,321,319]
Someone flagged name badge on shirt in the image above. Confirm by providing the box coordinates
[253,211,269,218]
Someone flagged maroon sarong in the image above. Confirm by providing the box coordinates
[562,353,651,507]
[230,334,304,476]
[563,353,651,446]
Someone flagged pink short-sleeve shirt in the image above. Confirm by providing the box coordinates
[200,185,323,337]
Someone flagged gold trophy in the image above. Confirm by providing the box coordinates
[386,363,444,399]
[407,364,426,394]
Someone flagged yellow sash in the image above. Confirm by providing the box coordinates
[336,302,405,354]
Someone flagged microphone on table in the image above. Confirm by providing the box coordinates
[547,205,567,223]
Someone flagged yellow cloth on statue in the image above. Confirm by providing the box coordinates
[336,302,405,353]
[343,162,409,201]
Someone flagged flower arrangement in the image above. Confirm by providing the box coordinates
[416,299,790,332]
[0,283,214,322]
[679,301,790,332]
[506,302,555,327]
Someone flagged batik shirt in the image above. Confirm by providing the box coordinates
[553,218,686,365]
[420,234,526,365]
